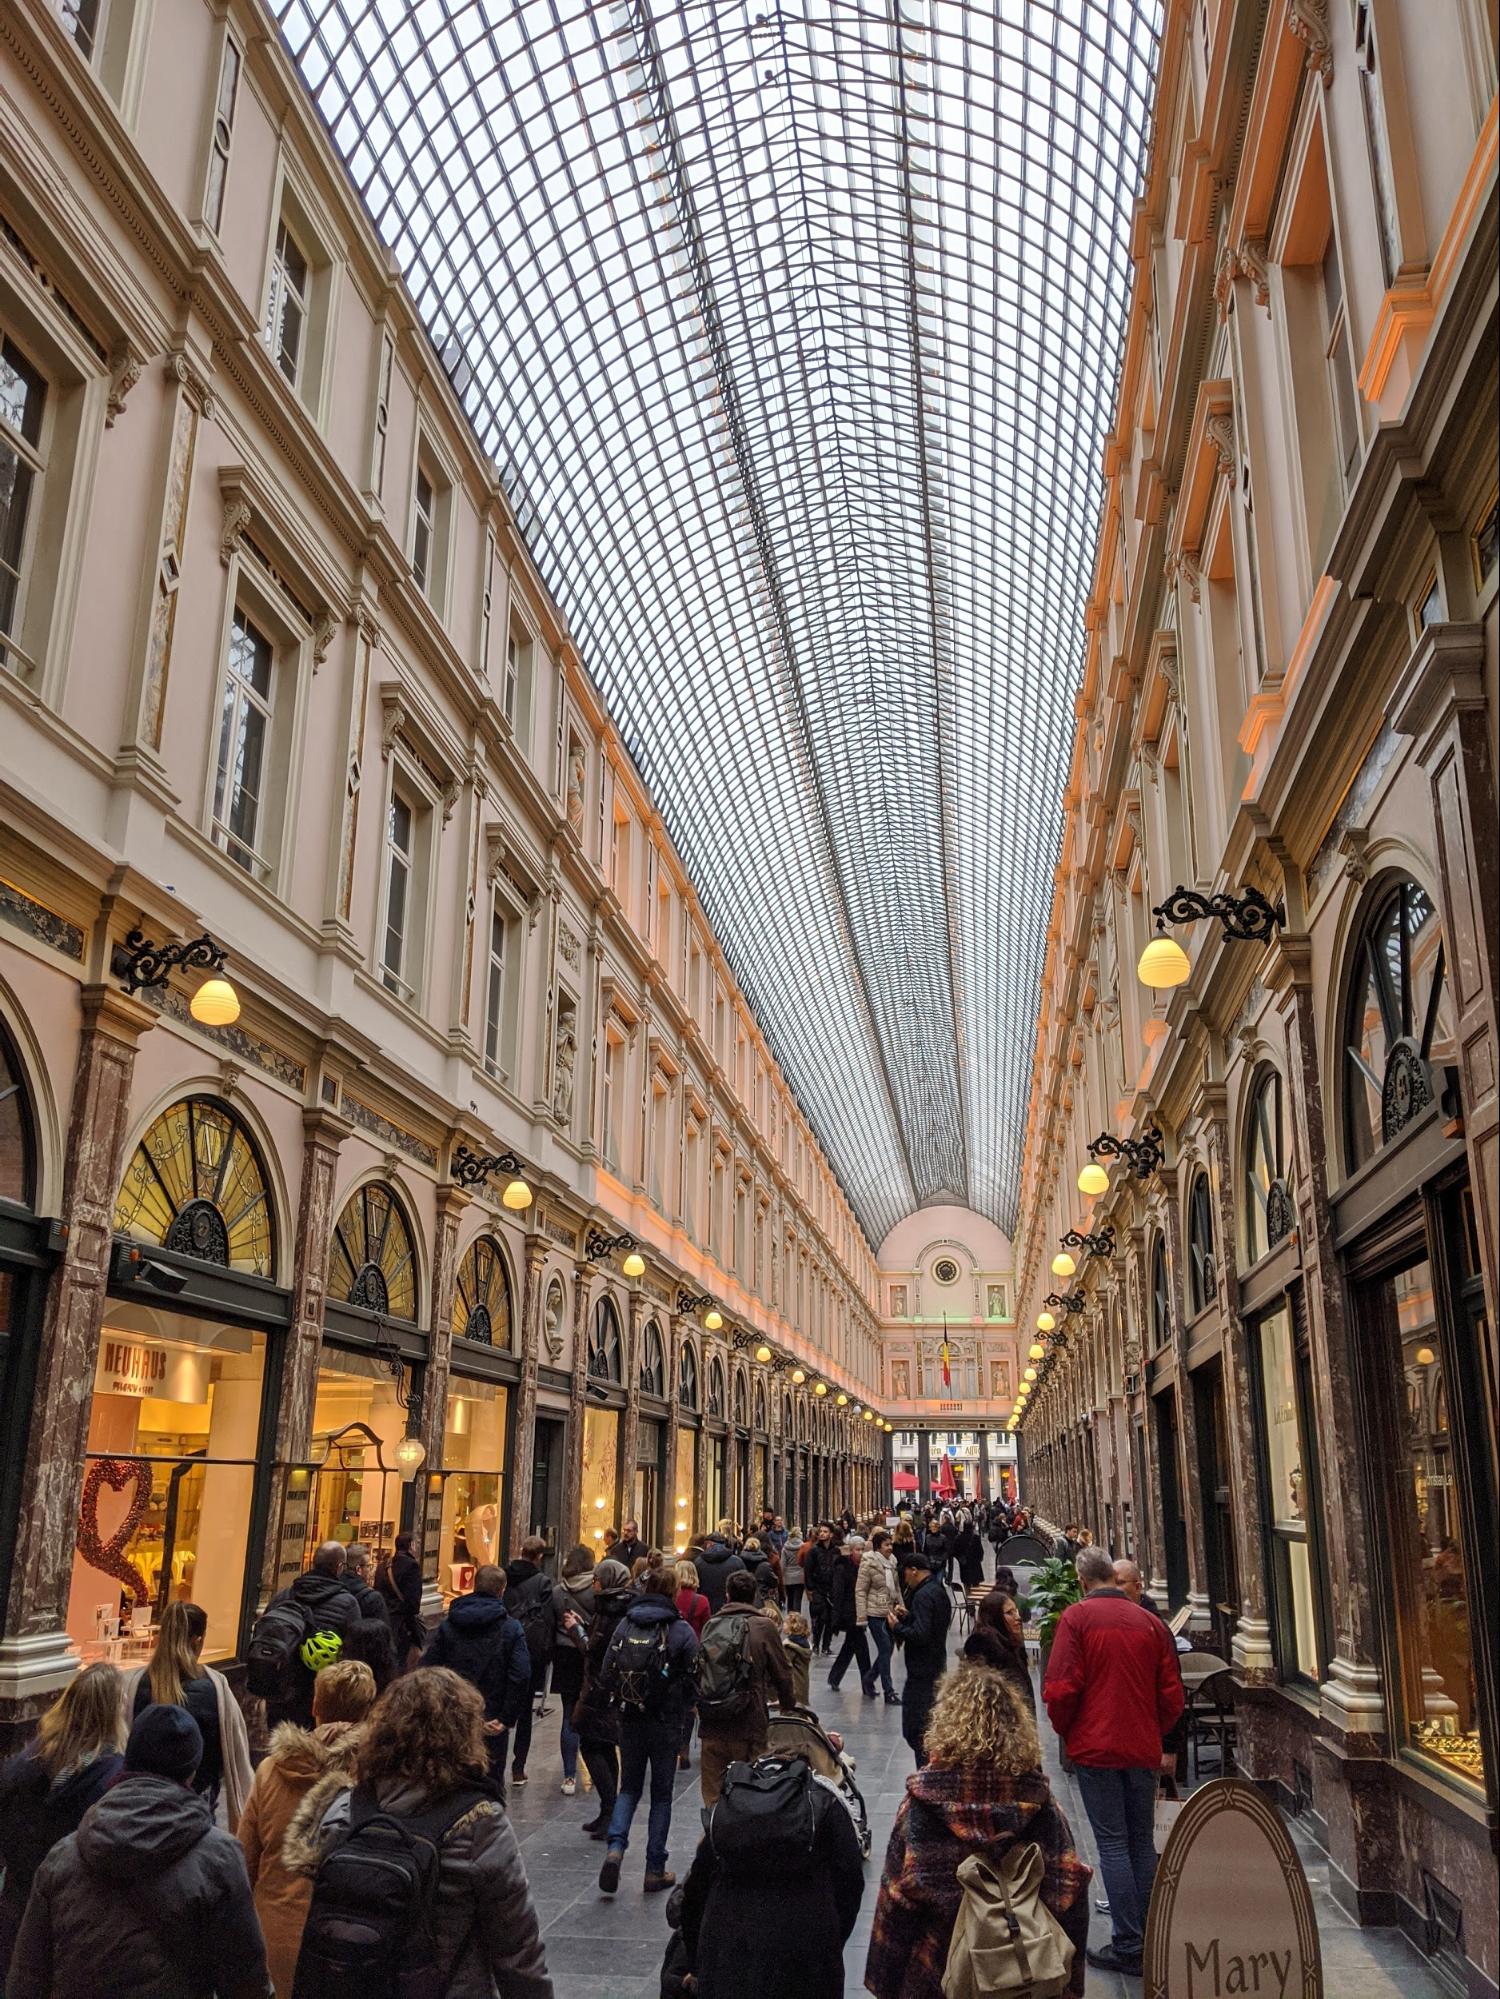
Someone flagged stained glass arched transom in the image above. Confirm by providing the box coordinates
[1245,1068,1295,1265]
[752,1377,767,1431]
[589,1298,623,1383]
[114,1097,275,1276]
[328,1182,418,1319]
[274,0,1164,1240]
[1187,1171,1215,1317]
[640,1320,667,1398]
[706,1356,726,1420]
[452,1236,513,1347]
[1150,1239,1171,1350]
[732,1370,749,1428]
[677,1341,699,1411]
[0,1021,37,1208]
[1344,879,1454,1171]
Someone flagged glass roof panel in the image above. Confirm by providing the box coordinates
[279,0,1161,1242]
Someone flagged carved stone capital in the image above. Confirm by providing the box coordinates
[220,494,252,566]
[1288,0,1333,83]
[165,349,216,420]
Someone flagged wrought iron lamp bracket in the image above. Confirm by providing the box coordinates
[114,927,227,993]
[451,1144,526,1189]
[1151,883,1284,943]
[586,1228,636,1262]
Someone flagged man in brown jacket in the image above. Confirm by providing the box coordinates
[695,1571,795,1806]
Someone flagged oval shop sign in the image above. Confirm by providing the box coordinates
[1145,1778,1322,1998]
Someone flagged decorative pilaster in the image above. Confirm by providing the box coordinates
[0,987,155,1718]
[412,1186,468,1562]
[560,1262,598,1554]
[507,1237,548,1558]
[619,1291,645,1529]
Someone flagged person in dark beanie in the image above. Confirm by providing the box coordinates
[888,1549,951,1768]
[10,1704,270,1999]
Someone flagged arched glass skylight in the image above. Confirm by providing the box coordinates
[279,0,1162,1241]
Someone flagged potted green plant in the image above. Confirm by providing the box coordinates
[1026,1556,1082,1673]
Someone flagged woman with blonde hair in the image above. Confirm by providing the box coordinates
[0,1663,124,1973]
[238,1659,376,1996]
[289,1667,551,1997]
[866,1664,1092,1999]
[120,1599,254,1827]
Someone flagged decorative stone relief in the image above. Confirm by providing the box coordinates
[551,992,578,1126]
[543,1276,567,1362]
[557,922,581,968]
[105,341,143,427]
[0,880,84,960]
[342,1093,439,1168]
[1288,0,1333,82]
[142,387,200,746]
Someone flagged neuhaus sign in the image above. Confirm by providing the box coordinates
[1145,1779,1322,1997]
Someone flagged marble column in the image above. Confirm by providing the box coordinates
[0,987,154,1721]
[1160,1171,1213,1626]
[560,1261,598,1556]
[411,1184,467,1565]
[506,1235,548,1559]
[619,1291,644,1534]
[257,1106,348,1605]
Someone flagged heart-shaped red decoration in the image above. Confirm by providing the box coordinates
[76,1457,153,1606]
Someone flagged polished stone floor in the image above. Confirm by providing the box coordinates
[501,1616,1454,1999]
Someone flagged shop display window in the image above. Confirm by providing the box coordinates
[301,1348,411,1571]
[581,1403,620,1549]
[1257,1305,1322,1683]
[1382,1258,1485,1788]
[68,1304,266,1664]
[673,1431,696,1550]
[438,1377,507,1598]
[707,1432,726,1529]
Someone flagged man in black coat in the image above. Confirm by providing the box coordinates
[802,1524,838,1655]
[888,1550,951,1767]
[694,1533,747,1616]
[341,1542,392,1625]
[377,1530,426,1659]
[421,1563,532,1790]
[502,1536,569,1786]
[613,1519,647,1570]
[257,1540,362,1728]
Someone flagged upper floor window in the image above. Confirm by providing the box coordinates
[1245,1067,1296,1264]
[0,333,46,677]
[1344,879,1453,1172]
[412,465,436,591]
[639,1322,666,1399]
[483,895,517,1080]
[55,0,138,99]
[381,782,429,1002]
[203,36,241,235]
[266,219,310,388]
[1320,239,1361,490]
[589,1299,623,1383]
[706,1356,726,1420]
[212,609,274,877]
[1187,1171,1216,1316]
[1150,1238,1172,1350]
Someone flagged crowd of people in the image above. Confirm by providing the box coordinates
[0,1495,1189,1995]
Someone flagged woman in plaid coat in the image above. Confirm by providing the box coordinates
[865,1663,1093,1999]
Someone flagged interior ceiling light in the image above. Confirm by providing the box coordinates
[277,0,1163,1241]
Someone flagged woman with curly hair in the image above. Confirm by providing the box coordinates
[865,1663,1092,1999]
[288,1667,552,1998]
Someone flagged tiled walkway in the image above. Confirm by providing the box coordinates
[501,1616,1453,1998]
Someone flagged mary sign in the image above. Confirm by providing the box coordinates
[1145,1779,1322,1997]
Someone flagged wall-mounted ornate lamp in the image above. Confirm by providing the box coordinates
[452,1145,534,1211]
[1137,884,1284,989]
[114,928,240,1025]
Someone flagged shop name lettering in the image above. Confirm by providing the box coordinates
[102,1342,166,1386]
[1184,1940,1294,1997]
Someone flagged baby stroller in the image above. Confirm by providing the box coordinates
[765,1703,873,1859]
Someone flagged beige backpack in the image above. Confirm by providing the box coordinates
[941,1842,1076,1999]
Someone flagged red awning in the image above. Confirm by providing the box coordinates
[892,1471,920,1492]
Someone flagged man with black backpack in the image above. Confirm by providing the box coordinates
[248,1541,362,1729]
[502,1537,570,1788]
[596,1568,699,1898]
[695,1571,794,1808]
[421,1565,532,1793]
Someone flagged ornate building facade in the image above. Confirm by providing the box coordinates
[1011,0,1497,1987]
[0,0,889,1737]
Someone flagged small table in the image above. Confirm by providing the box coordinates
[1178,1649,1229,1693]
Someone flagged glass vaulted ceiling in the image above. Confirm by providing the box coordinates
[280,0,1162,1243]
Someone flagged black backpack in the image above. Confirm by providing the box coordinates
[292,1783,489,1999]
[507,1577,555,1667]
[693,1611,753,1718]
[245,1593,313,1698]
[706,1756,819,1872]
[606,1618,671,1712]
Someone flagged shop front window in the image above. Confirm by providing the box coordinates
[307,1349,410,1560]
[581,1403,620,1549]
[1381,1257,1484,1788]
[1257,1304,1322,1683]
[707,1431,726,1527]
[438,1377,507,1598]
[673,1431,696,1549]
[69,1304,266,1664]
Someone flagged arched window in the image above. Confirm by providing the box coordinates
[589,1297,623,1383]
[1344,879,1453,1171]
[706,1355,726,1419]
[677,1341,699,1410]
[732,1369,748,1427]
[328,1182,418,1319]
[0,1021,37,1207]
[639,1320,666,1398]
[1150,1238,1171,1350]
[115,1096,275,1276]
[752,1376,767,1431]
[452,1236,512,1346]
[1187,1172,1216,1316]
[1245,1068,1295,1264]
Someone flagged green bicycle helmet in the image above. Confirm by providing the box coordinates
[299,1628,344,1674]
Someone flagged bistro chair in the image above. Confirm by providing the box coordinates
[1188,1667,1239,1781]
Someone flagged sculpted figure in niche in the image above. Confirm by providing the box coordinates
[566,743,586,833]
[891,1359,910,1399]
[552,1005,577,1124]
[544,1277,566,1362]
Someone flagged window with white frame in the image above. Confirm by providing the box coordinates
[0,332,46,677]
[412,463,436,592]
[212,609,275,875]
[1320,238,1362,490]
[54,0,139,98]
[265,218,310,388]
[504,619,533,736]
[381,783,425,999]
[203,36,241,235]
[600,1032,621,1170]
[482,896,515,1078]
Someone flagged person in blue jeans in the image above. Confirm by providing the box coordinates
[597,1567,700,1896]
[1042,1544,1183,1975]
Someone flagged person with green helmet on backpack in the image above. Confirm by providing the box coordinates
[249,1543,362,1731]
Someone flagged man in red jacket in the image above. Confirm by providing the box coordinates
[1043,1545,1184,1976]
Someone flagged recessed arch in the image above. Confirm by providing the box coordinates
[1243,1065,1295,1265]
[114,1095,276,1277]
[589,1295,623,1384]
[451,1233,515,1348]
[1340,874,1454,1173]
[328,1179,420,1320]
[1186,1169,1216,1317]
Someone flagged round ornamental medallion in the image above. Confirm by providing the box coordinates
[464,1303,494,1346]
[164,1197,231,1266]
[1265,1179,1296,1249]
[348,1263,390,1312]
[1381,1038,1433,1142]
[933,1257,960,1285]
